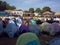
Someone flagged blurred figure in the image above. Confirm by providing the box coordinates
[49,38,60,45]
[19,19,30,34]
[14,17,22,28]
[3,18,10,28]
[29,19,40,36]
[5,19,19,38]
[0,18,3,35]
[52,22,60,36]
[36,20,43,33]
[41,22,54,36]
[16,33,40,45]
[46,18,53,24]
[36,19,43,26]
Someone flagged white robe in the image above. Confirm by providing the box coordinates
[16,17,22,28]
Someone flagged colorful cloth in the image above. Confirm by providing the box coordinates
[14,17,22,28]
[49,38,60,45]
[52,23,60,33]
[29,19,36,24]
[5,20,19,38]
[29,24,40,36]
[41,22,54,35]
[19,24,29,34]
[0,20,3,35]
[16,33,40,45]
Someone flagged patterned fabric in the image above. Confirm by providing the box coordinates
[49,38,60,45]
[14,17,22,28]
[5,20,19,38]
[29,24,40,36]
[19,24,29,34]
[0,20,3,35]
[29,19,36,24]
[52,23,60,33]
[26,40,38,45]
[41,22,54,35]
[16,33,40,45]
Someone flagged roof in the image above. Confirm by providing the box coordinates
[43,11,53,15]
[5,10,23,13]
[55,12,60,16]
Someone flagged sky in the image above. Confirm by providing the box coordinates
[1,0,60,12]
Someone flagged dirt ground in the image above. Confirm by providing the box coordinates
[0,34,60,45]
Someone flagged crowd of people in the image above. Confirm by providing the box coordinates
[0,17,60,45]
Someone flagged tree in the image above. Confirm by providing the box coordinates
[6,4,16,10]
[24,10,29,13]
[29,8,34,13]
[35,8,41,13]
[52,11,55,15]
[0,0,16,11]
[0,1,6,11]
[42,6,51,13]
[17,9,23,11]
[10,6,16,10]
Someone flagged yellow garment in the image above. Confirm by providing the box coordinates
[2,17,5,21]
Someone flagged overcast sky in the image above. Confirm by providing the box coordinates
[2,0,60,12]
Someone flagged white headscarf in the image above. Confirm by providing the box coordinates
[16,17,22,28]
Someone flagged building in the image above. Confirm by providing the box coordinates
[42,11,54,18]
[54,12,60,18]
[0,12,8,17]
[5,10,24,17]
[34,13,41,16]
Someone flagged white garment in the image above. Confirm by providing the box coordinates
[9,20,15,24]
[16,17,22,27]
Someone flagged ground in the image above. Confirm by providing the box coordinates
[0,34,60,45]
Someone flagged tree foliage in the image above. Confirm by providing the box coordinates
[24,10,29,13]
[42,6,51,13]
[29,8,34,13]
[0,0,16,11]
[35,8,41,13]
[0,1,6,11]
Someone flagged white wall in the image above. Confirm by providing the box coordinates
[10,11,23,17]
